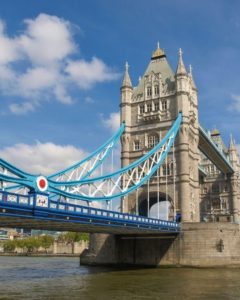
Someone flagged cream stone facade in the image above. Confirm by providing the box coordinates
[120,44,240,223]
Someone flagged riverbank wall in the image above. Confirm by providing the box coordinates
[80,223,240,267]
[0,240,88,256]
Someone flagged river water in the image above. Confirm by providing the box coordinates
[0,256,240,299]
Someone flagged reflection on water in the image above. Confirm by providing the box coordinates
[0,256,240,299]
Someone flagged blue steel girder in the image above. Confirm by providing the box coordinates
[48,123,125,182]
[0,114,182,203]
[0,123,125,194]
[48,113,182,201]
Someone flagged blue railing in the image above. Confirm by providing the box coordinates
[0,191,180,232]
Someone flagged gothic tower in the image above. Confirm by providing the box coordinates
[120,44,200,222]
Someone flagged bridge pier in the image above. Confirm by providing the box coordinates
[81,223,240,267]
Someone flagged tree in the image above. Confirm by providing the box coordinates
[39,235,54,252]
[57,232,89,254]
[24,236,41,253]
[3,240,17,252]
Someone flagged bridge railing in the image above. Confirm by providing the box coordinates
[0,190,180,230]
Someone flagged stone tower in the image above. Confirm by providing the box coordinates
[120,44,200,222]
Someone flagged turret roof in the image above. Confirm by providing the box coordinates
[176,48,187,75]
[133,44,175,96]
[122,61,132,88]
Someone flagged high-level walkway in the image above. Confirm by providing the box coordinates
[199,125,234,174]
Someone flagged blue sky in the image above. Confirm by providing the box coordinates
[0,0,240,174]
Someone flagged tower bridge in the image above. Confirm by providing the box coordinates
[1,44,240,267]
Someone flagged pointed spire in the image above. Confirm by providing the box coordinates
[151,42,165,60]
[176,48,187,75]
[189,64,197,90]
[122,61,132,88]
[229,133,236,151]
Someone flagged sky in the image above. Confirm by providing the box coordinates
[0,0,240,175]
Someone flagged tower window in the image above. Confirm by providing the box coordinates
[134,140,140,151]
[154,85,159,96]
[162,100,167,110]
[212,198,220,210]
[212,183,219,193]
[163,164,171,176]
[147,86,152,97]
[147,103,152,112]
[148,134,159,148]
[139,105,144,114]
[210,165,215,174]
[154,102,159,111]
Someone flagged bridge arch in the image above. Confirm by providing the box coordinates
[138,192,174,220]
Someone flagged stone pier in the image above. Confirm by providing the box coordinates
[80,223,240,267]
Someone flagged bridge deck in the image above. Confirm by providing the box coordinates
[0,191,180,235]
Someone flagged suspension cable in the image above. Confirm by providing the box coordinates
[147,179,150,217]
[157,167,160,219]
[121,196,124,213]
[110,148,114,211]
[165,153,168,221]
[173,142,176,221]
[147,157,150,218]
[136,188,139,215]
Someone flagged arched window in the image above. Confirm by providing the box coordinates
[154,85,159,96]
[148,134,159,148]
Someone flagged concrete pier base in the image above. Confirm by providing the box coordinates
[80,223,240,267]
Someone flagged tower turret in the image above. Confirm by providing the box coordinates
[189,64,197,92]
[175,48,200,222]
[229,135,239,167]
[120,62,133,211]
[120,62,133,125]
[175,49,189,94]
[228,135,240,223]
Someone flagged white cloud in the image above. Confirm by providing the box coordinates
[101,112,120,132]
[66,57,120,89]
[0,142,87,175]
[0,14,120,114]
[228,94,240,112]
[18,67,58,91]
[18,14,76,66]
[54,84,74,104]
[9,102,35,115]
[0,21,19,64]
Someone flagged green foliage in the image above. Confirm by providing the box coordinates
[3,240,17,252]
[3,233,86,254]
[39,235,54,250]
[3,234,55,253]
[57,232,89,243]
[23,236,41,253]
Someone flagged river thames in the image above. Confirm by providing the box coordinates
[0,256,240,299]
